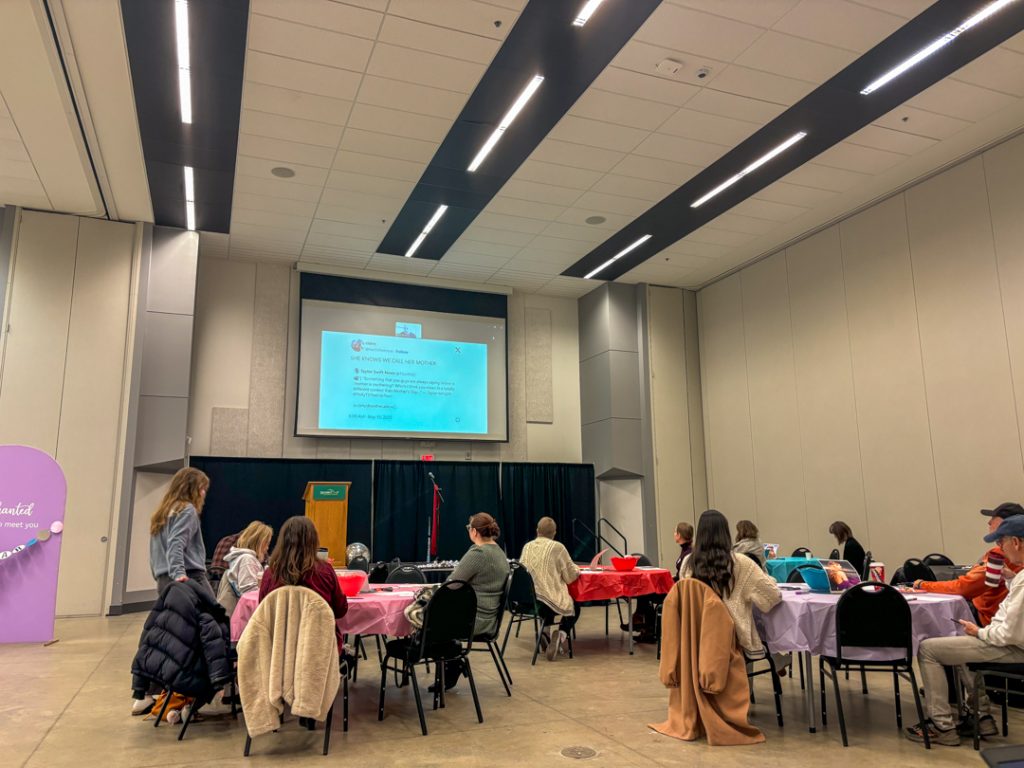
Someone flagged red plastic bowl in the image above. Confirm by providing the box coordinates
[610,556,640,571]
[336,569,368,597]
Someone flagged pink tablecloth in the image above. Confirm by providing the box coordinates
[230,588,417,642]
[568,566,674,602]
[755,588,973,661]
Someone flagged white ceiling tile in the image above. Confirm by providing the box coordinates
[548,115,650,152]
[541,221,606,243]
[781,162,871,192]
[240,109,343,148]
[357,76,469,120]
[632,133,727,165]
[320,185,399,208]
[230,221,308,243]
[377,15,500,65]
[244,52,363,100]
[526,235,594,256]
[331,151,424,181]
[233,173,324,202]
[429,262,500,280]
[635,4,765,62]
[309,219,388,240]
[1004,30,1024,55]
[570,90,677,131]
[590,174,678,201]
[735,31,856,82]
[773,0,905,53]
[237,133,336,168]
[908,79,1018,122]
[683,88,788,123]
[460,225,535,247]
[708,212,778,235]
[231,238,303,257]
[387,0,519,40]
[592,67,701,107]
[846,124,936,155]
[339,128,439,163]
[487,196,566,221]
[554,208,633,231]
[712,64,816,105]
[509,248,577,269]
[367,253,437,275]
[873,105,971,140]
[512,159,603,190]
[572,191,652,217]
[233,191,318,218]
[848,0,932,18]
[729,196,809,221]
[367,43,485,93]
[236,155,329,187]
[665,238,732,258]
[325,170,415,199]
[611,153,703,185]
[252,0,383,38]
[952,46,1024,98]
[664,0,800,27]
[813,141,907,174]
[611,40,729,89]
[304,232,379,252]
[446,238,521,258]
[443,249,509,268]
[301,249,374,268]
[243,82,352,125]
[316,200,403,227]
[658,108,761,146]
[248,14,374,72]
[347,103,451,142]
[472,211,547,234]
[528,140,625,172]
[687,225,756,247]
[232,207,311,232]
[487,270,549,290]
[498,178,583,207]
[499,258,565,276]
[535,276,593,299]
[753,180,837,207]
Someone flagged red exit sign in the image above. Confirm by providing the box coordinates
[420,454,434,461]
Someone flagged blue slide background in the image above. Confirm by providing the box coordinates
[319,331,488,434]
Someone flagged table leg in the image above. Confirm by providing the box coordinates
[627,597,634,655]
[804,651,817,734]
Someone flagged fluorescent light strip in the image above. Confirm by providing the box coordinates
[861,0,1018,95]
[175,0,192,124]
[405,204,448,257]
[467,75,544,172]
[585,234,652,279]
[183,166,195,231]
[573,0,605,26]
[691,132,807,209]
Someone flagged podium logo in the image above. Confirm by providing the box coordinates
[320,488,341,497]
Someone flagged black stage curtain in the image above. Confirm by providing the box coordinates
[500,463,596,561]
[190,457,373,558]
[373,461,500,562]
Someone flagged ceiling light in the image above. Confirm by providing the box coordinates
[175,0,192,124]
[691,132,807,208]
[860,0,1018,95]
[405,204,448,257]
[584,234,652,279]
[467,75,544,172]
[573,0,605,26]
[183,166,195,231]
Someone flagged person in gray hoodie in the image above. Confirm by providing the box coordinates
[733,520,766,568]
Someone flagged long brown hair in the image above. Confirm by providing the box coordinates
[735,519,759,542]
[829,521,853,544]
[150,467,209,535]
[268,516,320,585]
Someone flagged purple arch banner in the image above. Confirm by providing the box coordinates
[0,445,67,643]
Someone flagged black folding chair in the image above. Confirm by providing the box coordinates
[387,565,427,584]
[899,558,936,583]
[629,552,653,566]
[745,645,784,727]
[378,580,482,736]
[923,553,955,567]
[829,548,841,560]
[861,551,873,581]
[818,582,928,748]
[500,563,573,665]
[468,569,513,696]
[786,564,821,584]
[792,547,813,558]
[368,562,389,583]
[348,555,369,572]
[964,663,1024,750]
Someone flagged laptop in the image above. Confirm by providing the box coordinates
[804,559,862,594]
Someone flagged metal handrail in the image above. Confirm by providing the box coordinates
[598,517,628,557]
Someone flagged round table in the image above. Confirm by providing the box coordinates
[569,566,674,654]
[754,587,973,732]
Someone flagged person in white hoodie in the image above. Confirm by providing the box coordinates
[218,521,272,615]
[908,514,1024,747]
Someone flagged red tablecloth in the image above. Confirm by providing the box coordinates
[230,586,417,642]
[568,566,674,602]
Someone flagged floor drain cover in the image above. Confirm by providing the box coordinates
[561,746,598,760]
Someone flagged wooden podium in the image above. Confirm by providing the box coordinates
[303,482,350,566]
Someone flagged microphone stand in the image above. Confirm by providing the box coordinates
[426,474,445,563]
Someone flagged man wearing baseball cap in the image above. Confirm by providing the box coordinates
[912,503,1024,626]
[908,514,1024,746]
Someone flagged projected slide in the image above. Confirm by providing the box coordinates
[318,331,488,434]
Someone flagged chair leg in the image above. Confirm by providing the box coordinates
[893,669,903,729]
[497,641,514,685]
[500,613,516,657]
[153,690,173,728]
[410,664,428,736]
[243,733,252,757]
[1002,681,1009,737]
[605,603,609,635]
[748,675,756,704]
[531,624,544,666]
[766,653,784,728]
[798,652,805,690]
[819,660,828,727]
[375,634,384,663]
[488,642,512,696]
[377,658,388,721]
[908,666,929,750]
[860,665,869,695]
[343,673,349,733]
[973,671,983,751]
[829,662,848,747]
[464,657,484,724]
[323,703,333,755]
[177,701,197,741]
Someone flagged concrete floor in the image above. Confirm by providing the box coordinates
[1,609,1015,767]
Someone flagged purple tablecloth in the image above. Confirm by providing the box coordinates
[755,588,973,661]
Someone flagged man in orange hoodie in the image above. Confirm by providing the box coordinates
[913,502,1024,625]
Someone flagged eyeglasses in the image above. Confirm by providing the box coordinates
[466,524,473,532]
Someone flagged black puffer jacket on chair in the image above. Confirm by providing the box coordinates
[131,580,233,702]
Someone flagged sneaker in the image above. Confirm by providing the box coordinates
[906,721,960,747]
[546,631,563,661]
[957,714,999,738]
[131,695,155,716]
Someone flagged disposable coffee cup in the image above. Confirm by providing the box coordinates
[316,547,329,561]
[986,553,1004,588]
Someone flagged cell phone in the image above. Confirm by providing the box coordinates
[951,618,962,624]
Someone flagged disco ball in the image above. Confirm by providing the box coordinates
[346,542,370,562]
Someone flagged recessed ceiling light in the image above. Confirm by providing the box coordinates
[573,0,606,27]
[405,204,449,258]
[183,166,195,231]
[860,0,1018,95]
[271,166,295,178]
[585,234,652,279]
[585,215,606,225]
[467,75,544,173]
[691,132,807,208]
[175,0,191,124]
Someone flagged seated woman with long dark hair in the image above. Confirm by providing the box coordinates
[681,510,781,657]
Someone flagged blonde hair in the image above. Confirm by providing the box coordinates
[237,521,273,557]
[150,467,209,536]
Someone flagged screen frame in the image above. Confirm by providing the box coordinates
[295,273,510,443]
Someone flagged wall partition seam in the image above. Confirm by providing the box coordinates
[682,290,709,517]
[0,206,19,387]
[636,284,659,564]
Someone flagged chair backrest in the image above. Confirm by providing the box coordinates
[861,551,873,580]
[834,582,912,663]
[477,569,513,641]
[742,552,762,567]
[387,565,427,584]
[368,562,389,583]
[348,556,369,573]
[792,547,813,558]
[829,548,841,560]
[786,564,821,584]
[629,552,653,567]
[416,580,477,654]
[900,558,935,583]
[922,553,955,567]
[505,561,538,612]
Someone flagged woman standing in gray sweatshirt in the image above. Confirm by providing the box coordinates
[149,467,213,598]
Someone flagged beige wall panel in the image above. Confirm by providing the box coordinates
[501,290,527,461]
[906,158,1024,563]
[786,228,867,557]
[524,306,553,423]
[126,472,171,593]
[739,253,807,548]
[983,134,1024,469]
[283,270,318,458]
[189,256,256,455]
[0,211,78,451]
[840,196,943,568]
[54,218,134,616]
[683,290,708,516]
[247,262,290,457]
[525,294,582,462]
[697,274,756,517]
